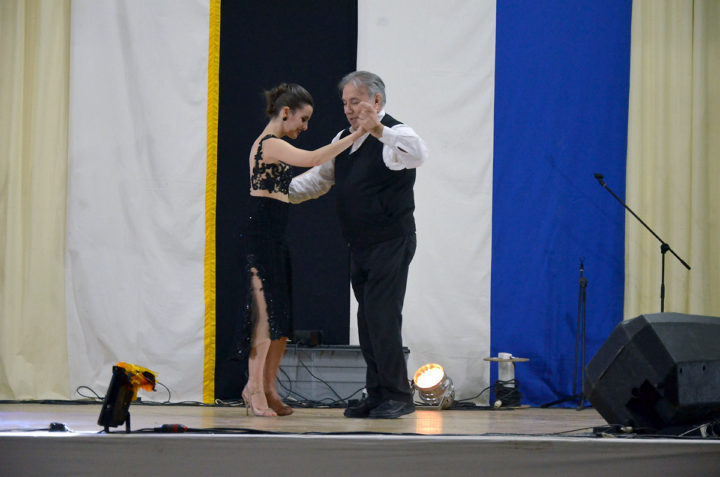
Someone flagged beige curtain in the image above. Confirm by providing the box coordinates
[0,0,71,399]
[626,0,720,319]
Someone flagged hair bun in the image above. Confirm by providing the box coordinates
[271,83,289,101]
[265,83,289,116]
[263,83,314,118]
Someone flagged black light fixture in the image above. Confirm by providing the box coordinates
[97,362,157,432]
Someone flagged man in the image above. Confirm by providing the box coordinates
[289,71,428,418]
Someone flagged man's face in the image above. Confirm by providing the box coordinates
[342,83,380,129]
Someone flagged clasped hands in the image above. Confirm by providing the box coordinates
[356,102,384,138]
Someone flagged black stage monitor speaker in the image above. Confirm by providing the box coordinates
[584,312,720,432]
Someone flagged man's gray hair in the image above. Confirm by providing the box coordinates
[339,71,386,106]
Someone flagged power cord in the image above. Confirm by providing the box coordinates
[493,379,522,407]
[272,354,365,408]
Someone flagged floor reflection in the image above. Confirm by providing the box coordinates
[415,409,444,434]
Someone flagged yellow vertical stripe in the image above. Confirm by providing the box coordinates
[203,0,221,404]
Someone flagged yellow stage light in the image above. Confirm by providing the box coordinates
[97,362,157,432]
[413,363,455,409]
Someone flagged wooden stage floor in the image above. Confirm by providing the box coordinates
[2,402,720,476]
[0,402,608,436]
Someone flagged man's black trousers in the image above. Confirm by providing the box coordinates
[350,233,416,404]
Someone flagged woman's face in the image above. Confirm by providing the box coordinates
[285,103,313,139]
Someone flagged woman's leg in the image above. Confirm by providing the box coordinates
[243,268,276,416]
[263,337,287,395]
[264,338,293,415]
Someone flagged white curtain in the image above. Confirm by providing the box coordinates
[625,0,720,319]
[66,0,209,402]
[0,0,71,400]
[355,0,496,402]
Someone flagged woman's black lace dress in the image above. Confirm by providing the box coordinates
[232,134,294,359]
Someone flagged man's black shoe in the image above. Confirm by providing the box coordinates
[368,400,415,419]
[344,399,379,418]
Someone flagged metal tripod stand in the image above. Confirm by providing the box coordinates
[542,260,588,410]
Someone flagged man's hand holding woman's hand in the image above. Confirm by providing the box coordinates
[357,102,384,138]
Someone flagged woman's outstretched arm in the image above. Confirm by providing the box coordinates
[261,127,366,168]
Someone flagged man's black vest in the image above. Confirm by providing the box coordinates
[334,114,416,248]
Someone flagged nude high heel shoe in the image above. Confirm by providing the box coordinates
[242,389,277,417]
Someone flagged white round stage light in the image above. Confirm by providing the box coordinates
[413,363,455,409]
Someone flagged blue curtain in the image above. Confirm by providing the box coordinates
[491,0,633,406]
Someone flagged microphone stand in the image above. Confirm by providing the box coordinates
[593,173,691,312]
[575,260,587,410]
[541,260,588,410]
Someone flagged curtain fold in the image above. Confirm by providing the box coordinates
[625,0,720,319]
[357,0,496,402]
[0,0,71,399]
[65,0,209,403]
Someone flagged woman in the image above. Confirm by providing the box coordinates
[235,83,366,417]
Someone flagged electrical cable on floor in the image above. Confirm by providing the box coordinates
[493,379,522,407]
[4,419,718,439]
[75,385,103,400]
[426,380,522,410]
[272,354,365,408]
[444,384,492,408]
[214,398,244,406]
[11,373,715,440]
[272,381,364,409]
[2,402,718,440]
[678,419,720,438]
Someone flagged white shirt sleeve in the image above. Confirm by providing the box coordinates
[379,123,428,171]
[288,119,428,203]
[288,131,342,204]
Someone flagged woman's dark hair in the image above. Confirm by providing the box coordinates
[264,83,314,118]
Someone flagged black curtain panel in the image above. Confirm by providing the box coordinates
[214,1,358,399]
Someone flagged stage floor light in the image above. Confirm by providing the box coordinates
[413,363,455,409]
[97,362,157,432]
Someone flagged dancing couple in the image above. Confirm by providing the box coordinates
[235,71,428,419]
